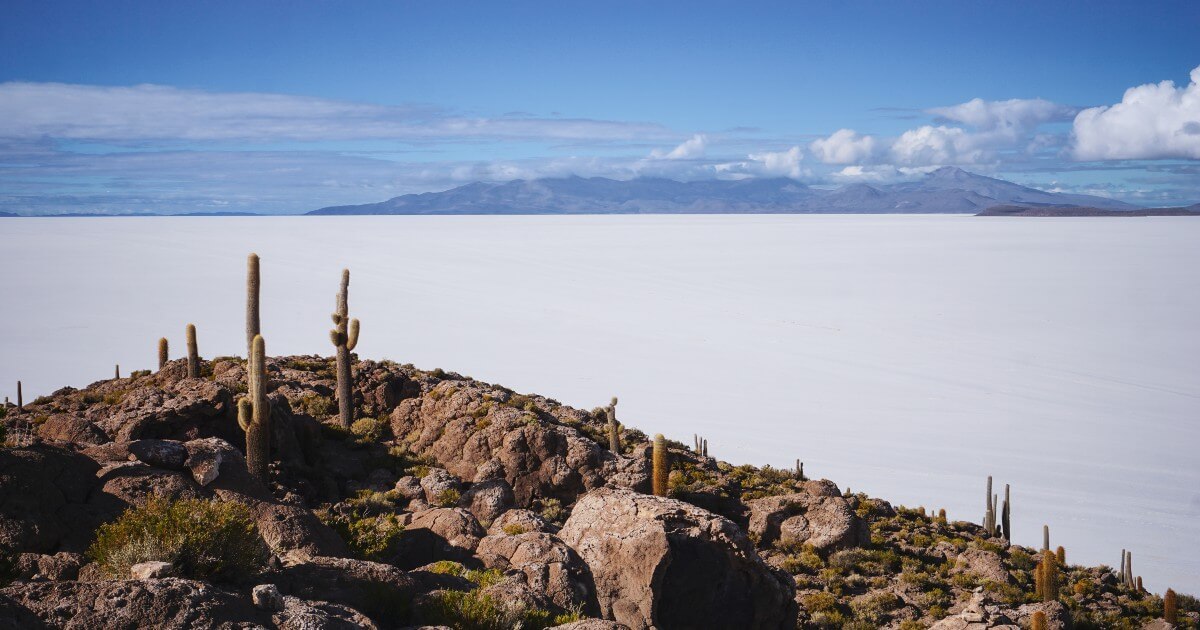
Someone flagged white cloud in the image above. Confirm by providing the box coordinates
[0,82,671,144]
[828,165,937,183]
[928,98,1077,137]
[809,129,881,164]
[649,134,707,159]
[889,125,990,166]
[1072,65,1200,160]
[715,146,807,179]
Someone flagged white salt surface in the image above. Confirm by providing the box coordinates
[1,215,1197,592]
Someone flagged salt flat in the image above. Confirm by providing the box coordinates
[1,214,1197,592]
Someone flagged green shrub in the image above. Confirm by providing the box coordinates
[417,589,575,630]
[502,523,528,536]
[297,392,336,418]
[539,498,565,523]
[87,497,267,581]
[351,416,390,442]
[435,488,461,508]
[802,591,840,614]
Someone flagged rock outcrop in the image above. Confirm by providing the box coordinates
[745,480,867,552]
[559,487,796,630]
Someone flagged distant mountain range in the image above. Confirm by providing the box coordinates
[308,167,1142,215]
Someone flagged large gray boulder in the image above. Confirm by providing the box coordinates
[476,532,597,614]
[745,481,867,552]
[559,487,795,630]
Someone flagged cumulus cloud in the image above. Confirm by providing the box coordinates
[889,125,992,166]
[809,129,882,164]
[928,98,1077,137]
[715,146,807,179]
[649,134,707,159]
[0,82,671,144]
[1072,65,1200,160]
[828,164,938,183]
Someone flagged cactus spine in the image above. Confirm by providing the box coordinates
[1001,483,1011,541]
[246,253,260,358]
[606,397,620,453]
[238,334,272,481]
[186,323,200,378]
[158,337,169,370]
[652,433,668,496]
[1164,588,1178,624]
[330,269,360,429]
[1031,611,1046,630]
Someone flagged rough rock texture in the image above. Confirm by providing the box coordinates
[274,556,417,623]
[0,578,269,628]
[36,415,108,445]
[397,508,485,569]
[476,532,597,613]
[487,509,551,536]
[559,487,795,630]
[930,590,1072,630]
[390,380,647,506]
[130,561,176,580]
[745,482,867,552]
[953,548,1013,585]
[419,468,462,505]
[0,445,110,554]
[13,552,85,582]
[551,621,631,630]
[457,478,514,524]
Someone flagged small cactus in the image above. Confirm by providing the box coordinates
[652,433,668,497]
[1125,550,1134,587]
[1031,610,1046,630]
[158,337,169,370]
[16,381,22,411]
[1035,549,1060,601]
[329,269,360,429]
[186,324,200,378]
[702,438,707,457]
[1164,588,1178,624]
[238,334,272,481]
[1137,576,1144,592]
[1056,545,1065,565]
[115,364,120,379]
[606,397,620,453]
[1043,524,1050,551]
[937,508,947,525]
[984,476,995,533]
[246,253,260,358]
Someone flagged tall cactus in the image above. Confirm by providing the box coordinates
[984,476,995,533]
[606,396,620,453]
[1043,524,1050,551]
[16,381,21,411]
[186,323,200,378]
[652,433,668,497]
[330,269,360,428]
[1056,545,1066,565]
[238,334,272,481]
[1036,549,1060,601]
[158,337,169,370]
[1125,551,1134,587]
[1165,588,1178,624]
[1031,611,1046,630]
[246,253,260,358]
[115,364,120,379]
[1001,484,1011,541]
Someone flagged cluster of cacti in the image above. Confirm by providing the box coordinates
[652,433,668,496]
[158,337,169,370]
[795,459,805,480]
[238,334,272,481]
[1035,549,1061,601]
[186,323,200,378]
[329,269,360,429]
[692,434,707,457]
[1120,549,1137,588]
[606,397,620,452]
[1164,588,1178,624]
[981,477,1013,540]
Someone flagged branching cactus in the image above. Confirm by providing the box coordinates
[606,396,620,453]
[238,334,272,481]
[186,324,200,378]
[158,337,169,370]
[652,433,668,496]
[330,269,361,428]
[246,253,260,358]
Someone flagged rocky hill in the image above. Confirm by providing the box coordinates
[978,204,1200,217]
[0,356,1194,629]
[307,168,1137,216]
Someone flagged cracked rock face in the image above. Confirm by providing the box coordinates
[745,483,868,552]
[477,531,597,614]
[559,487,796,630]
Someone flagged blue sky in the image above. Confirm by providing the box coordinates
[1,0,1198,214]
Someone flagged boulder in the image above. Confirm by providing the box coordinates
[394,476,424,503]
[36,415,108,445]
[954,548,1013,585]
[130,561,176,580]
[13,552,85,581]
[253,584,284,611]
[559,487,795,630]
[97,380,236,443]
[745,486,867,552]
[0,445,108,554]
[487,509,551,536]
[458,478,514,524]
[419,468,463,505]
[274,556,417,623]
[127,439,188,470]
[275,595,379,629]
[476,532,597,613]
[397,508,485,569]
[0,578,269,628]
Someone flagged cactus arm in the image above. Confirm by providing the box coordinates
[346,319,360,351]
[237,397,252,431]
